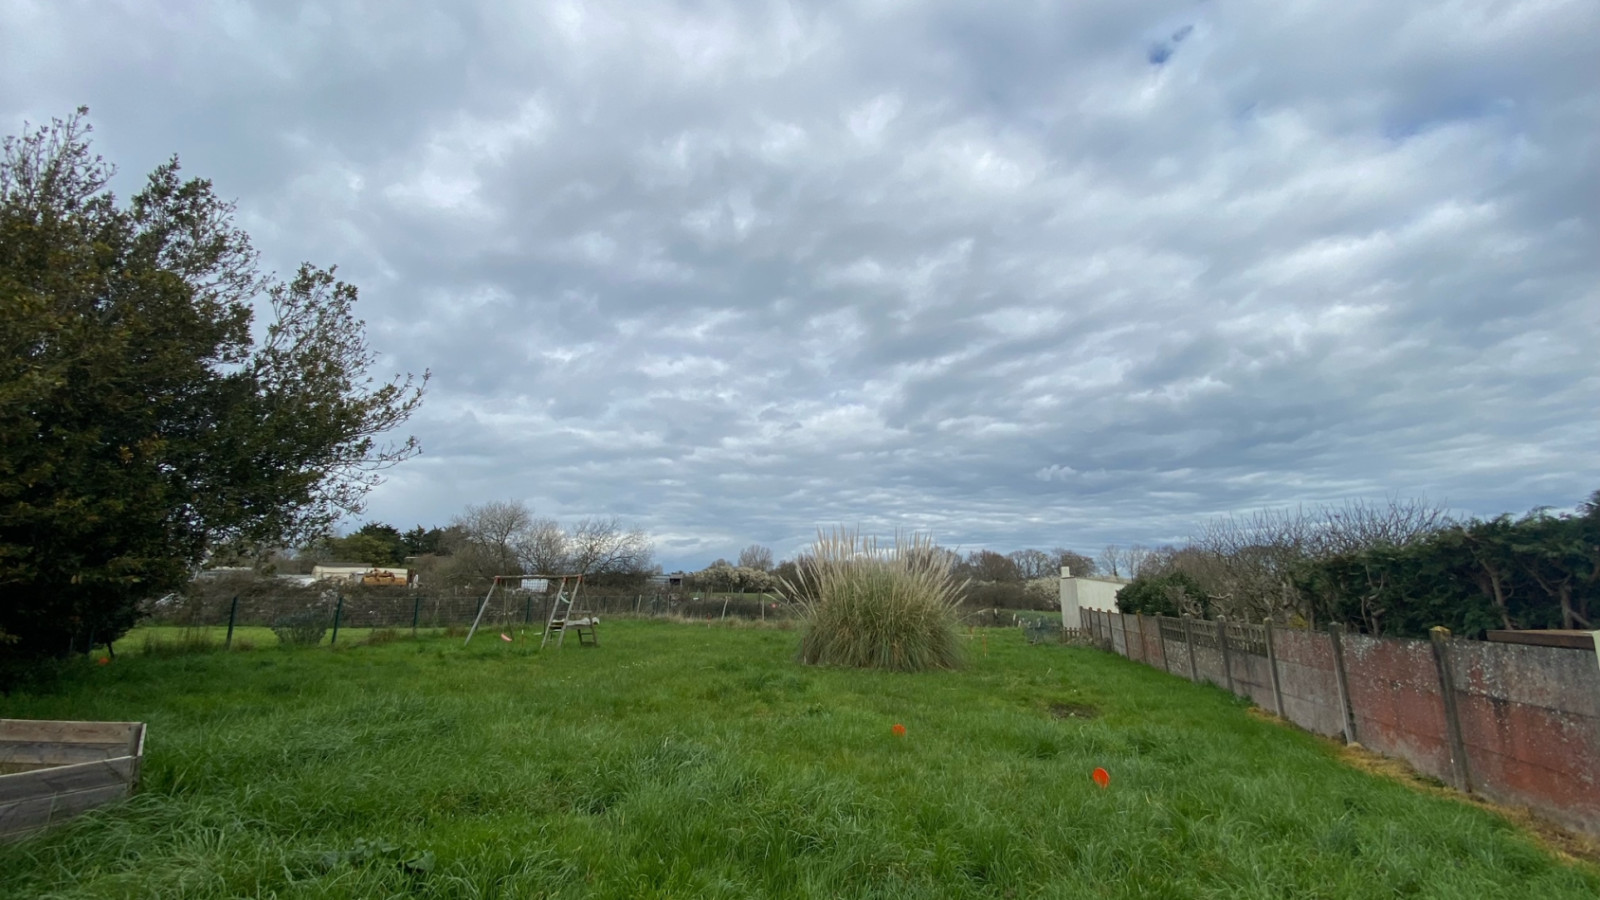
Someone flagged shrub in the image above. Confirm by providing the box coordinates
[1116,572,1209,618]
[272,609,329,647]
[782,529,965,672]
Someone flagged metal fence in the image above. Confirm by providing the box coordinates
[139,586,805,643]
[138,586,1060,646]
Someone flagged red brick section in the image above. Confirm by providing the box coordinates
[1339,635,1456,785]
[1446,640,1600,836]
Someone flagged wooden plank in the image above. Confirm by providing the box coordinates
[0,720,140,745]
[0,782,129,840]
[129,723,146,789]
[1485,630,1595,650]
[0,762,53,776]
[0,741,131,767]
[0,757,135,804]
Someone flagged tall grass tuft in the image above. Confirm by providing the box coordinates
[782,528,965,672]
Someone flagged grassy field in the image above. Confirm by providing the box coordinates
[1,621,1596,899]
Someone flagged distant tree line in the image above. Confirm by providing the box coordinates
[682,543,1099,610]
[1114,492,1600,639]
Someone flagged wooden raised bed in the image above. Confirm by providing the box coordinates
[0,719,146,841]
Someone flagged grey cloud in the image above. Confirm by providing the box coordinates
[2,0,1595,569]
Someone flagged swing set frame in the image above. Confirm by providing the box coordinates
[462,573,591,649]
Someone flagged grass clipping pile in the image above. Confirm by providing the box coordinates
[783,529,965,672]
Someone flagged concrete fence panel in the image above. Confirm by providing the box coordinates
[1271,630,1347,738]
[1188,621,1229,690]
[1138,616,1166,670]
[1445,640,1600,836]
[1124,615,1148,665]
[1070,609,1600,838]
[1157,617,1194,680]
[1224,623,1278,712]
[1340,634,1456,785]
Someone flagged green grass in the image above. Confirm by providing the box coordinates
[116,625,443,654]
[1,621,1594,898]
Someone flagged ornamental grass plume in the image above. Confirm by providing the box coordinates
[780,528,966,672]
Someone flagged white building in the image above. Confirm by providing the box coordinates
[1059,567,1129,630]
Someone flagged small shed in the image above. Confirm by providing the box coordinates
[0,719,146,841]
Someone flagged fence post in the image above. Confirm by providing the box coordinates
[411,593,422,636]
[1181,616,1199,682]
[331,593,344,646]
[1134,613,1146,664]
[224,594,239,649]
[1429,627,1473,792]
[1217,617,1235,694]
[1264,618,1285,718]
[721,593,731,621]
[1326,624,1357,744]
[524,590,534,624]
[1156,617,1173,674]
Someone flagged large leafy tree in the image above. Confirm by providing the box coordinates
[0,110,425,659]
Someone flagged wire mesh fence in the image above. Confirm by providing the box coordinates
[131,580,1064,650]
[138,585,802,645]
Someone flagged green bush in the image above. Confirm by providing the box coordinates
[782,529,965,672]
[1116,572,1209,618]
[271,609,328,647]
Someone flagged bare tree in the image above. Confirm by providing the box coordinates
[1049,548,1097,578]
[514,517,568,574]
[964,550,1020,582]
[450,501,532,578]
[1099,545,1126,578]
[1185,498,1455,622]
[567,517,654,575]
[1007,549,1055,580]
[737,544,775,572]
[1124,544,1156,578]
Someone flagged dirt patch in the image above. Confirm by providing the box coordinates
[1048,702,1099,720]
[1246,706,1600,869]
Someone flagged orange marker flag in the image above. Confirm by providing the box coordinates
[1092,767,1110,789]
[891,723,907,737]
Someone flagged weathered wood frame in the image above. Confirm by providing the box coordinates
[0,719,146,841]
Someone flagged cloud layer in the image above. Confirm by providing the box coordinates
[4,0,1596,568]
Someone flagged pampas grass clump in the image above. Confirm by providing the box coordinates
[782,529,965,672]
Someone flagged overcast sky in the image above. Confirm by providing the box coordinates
[3,1,1596,570]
